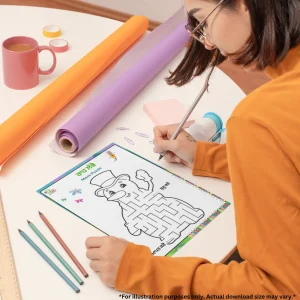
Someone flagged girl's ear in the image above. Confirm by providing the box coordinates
[239,0,249,13]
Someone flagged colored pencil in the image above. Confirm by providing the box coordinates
[38,211,89,278]
[27,220,84,285]
[18,229,80,293]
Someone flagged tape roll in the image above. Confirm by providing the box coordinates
[43,25,61,38]
[49,39,68,53]
[203,112,223,132]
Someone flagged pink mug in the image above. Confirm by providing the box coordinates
[2,36,56,90]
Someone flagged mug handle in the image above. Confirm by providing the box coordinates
[37,46,57,75]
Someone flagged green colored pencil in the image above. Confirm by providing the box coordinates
[27,220,84,285]
[18,229,80,293]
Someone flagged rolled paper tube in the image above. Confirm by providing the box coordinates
[55,22,189,155]
[84,7,186,103]
[0,16,149,169]
[58,135,77,153]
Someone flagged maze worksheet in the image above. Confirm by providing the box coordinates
[38,144,229,256]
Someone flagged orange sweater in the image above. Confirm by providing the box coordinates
[115,45,300,295]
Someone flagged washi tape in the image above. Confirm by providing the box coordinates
[49,39,68,53]
[43,25,61,38]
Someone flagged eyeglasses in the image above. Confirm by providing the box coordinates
[185,0,225,47]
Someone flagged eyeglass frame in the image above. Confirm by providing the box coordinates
[185,0,225,44]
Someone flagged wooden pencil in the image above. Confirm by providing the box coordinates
[27,220,83,285]
[38,212,89,278]
[19,229,80,293]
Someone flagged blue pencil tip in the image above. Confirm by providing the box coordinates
[18,229,22,233]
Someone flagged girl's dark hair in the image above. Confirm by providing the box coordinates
[167,0,300,86]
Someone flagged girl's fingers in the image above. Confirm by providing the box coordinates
[164,152,182,164]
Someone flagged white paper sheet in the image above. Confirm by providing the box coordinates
[38,144,229,256]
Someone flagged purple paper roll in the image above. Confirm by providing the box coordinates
[85,7,187,102]
[55,22,189,155]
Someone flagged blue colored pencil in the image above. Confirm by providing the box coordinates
[18,229,80,293]
[27,220,83,285]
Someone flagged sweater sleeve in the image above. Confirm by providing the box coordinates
[193,142,230,182]
[115,116,299,296]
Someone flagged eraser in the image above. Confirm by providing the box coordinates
[143,99,195,127]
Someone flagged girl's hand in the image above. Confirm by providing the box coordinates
[153,125,197,168]
[86,236,129,287]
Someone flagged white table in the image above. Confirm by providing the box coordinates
[0,6,245,300]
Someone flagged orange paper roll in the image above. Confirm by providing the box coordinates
[0,16,148,169]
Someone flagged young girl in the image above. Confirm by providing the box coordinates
[85,0,300,295]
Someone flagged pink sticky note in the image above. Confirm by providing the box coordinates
[143,99,195,127]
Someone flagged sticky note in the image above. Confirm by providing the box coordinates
[143,99,195,127]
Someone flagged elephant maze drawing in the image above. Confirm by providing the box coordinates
[90,169,205,245]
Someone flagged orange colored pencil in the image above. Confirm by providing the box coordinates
[39,211,89,278]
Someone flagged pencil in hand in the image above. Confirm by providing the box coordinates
[18,229,80,293]
[38,211,89,278]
